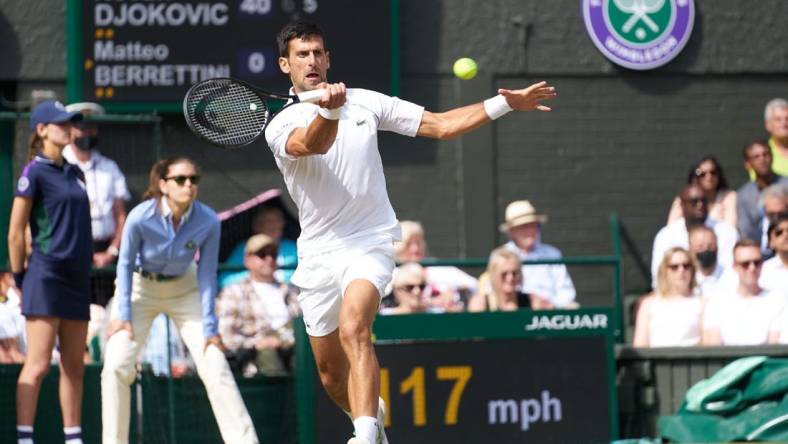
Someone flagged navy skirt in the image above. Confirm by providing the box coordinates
[22,255,90,321]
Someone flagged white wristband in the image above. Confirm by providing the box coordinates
[483,94,513,120]
[318,107,342,120]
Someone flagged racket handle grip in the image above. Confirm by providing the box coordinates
[297,89,325,104]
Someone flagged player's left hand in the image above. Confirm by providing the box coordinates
[204,334,226,352]
[500,81,557,112]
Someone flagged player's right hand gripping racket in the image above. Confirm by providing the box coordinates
[182,77,325,148]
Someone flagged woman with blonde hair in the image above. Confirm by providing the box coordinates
[468,248,533,312]
[633,247,703,347]
[395,221,475,311]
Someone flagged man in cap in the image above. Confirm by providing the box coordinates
[63,102,130,306]
[500,200,577,308]
[216,234,301,377]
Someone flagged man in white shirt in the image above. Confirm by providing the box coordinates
[702,240,784,346]
[499,200,576,308]
[687,225,734,298]
[63,102,131,306]
[760,214,788,296]
[651,184,738,288]
[265,21,556,444]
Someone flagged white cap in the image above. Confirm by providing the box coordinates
[65,102,105,116]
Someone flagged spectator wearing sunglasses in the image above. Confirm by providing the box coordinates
[102,157,258,444]
[380,262,435,315]
[667,156,737,227]
[759,214,788,295]
[702,239,784,346]
[736,141,788,250]
[634,248,702,347]
[468,248,534,312]
[651,184,739,288]
[217,234,301,376]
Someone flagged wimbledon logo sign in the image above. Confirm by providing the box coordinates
[582,0,694,70]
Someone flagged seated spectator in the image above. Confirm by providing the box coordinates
[499,200,577,308]
[760,214,788,295]
[381,263,436,315]
[688,226,734,298]
[0,272,25,363]
[702,240,784,346]
[217,234,301,377]
[633,248,702,347]
[763,98,788,178]
[760,183,788,257]
[736,141,788,250]
[652,184,739,287]
[395,220,475,311]
[668,156,737,227]
[468,248,534,312]
[220,205,298,288]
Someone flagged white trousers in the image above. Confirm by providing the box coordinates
[101,269,258,444]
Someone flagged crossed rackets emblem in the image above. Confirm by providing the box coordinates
[613,0,665,35]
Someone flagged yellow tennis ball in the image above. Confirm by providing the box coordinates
[453,57,477,80]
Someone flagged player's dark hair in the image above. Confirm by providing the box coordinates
[277,20,326,57]
[143,156,201,200]
[26,132,43,163]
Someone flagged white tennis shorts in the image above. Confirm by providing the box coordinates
[291,242,395,337]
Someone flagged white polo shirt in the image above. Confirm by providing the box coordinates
[702,287,784,345]
[63,145,131,241]
[759,256,788,296]
[265,88,424,254]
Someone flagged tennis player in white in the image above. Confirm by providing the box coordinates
[266,21,557,444]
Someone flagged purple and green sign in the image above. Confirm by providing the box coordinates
[583,0,695,70]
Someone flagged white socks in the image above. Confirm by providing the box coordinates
[64,426,83,444]
[353,416,378,443]
[17,425,33,444]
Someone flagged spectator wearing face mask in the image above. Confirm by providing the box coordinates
[63,102,131,307]
[688,225,735,298]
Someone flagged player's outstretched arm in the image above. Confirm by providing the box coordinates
[417,81,556,140]
[285,82,347,157]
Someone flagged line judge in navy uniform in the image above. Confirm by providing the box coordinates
[8,100,91,444]
[101,157,258,444]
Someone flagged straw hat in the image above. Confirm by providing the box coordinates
[499,200,548,232]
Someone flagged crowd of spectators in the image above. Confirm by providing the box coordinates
[3,97,788,376]
[634,98,788,347]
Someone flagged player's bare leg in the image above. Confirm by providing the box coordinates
[309,330,351,412]
[339,279,385,443]
[339,279,380,417]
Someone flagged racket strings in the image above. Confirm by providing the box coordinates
[184,80,270,147]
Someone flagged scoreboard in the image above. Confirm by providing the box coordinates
[295,309,618,444]
[66,0,396,112]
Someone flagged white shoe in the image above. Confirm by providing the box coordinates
[377,396,389,444]
[347,438,372,444]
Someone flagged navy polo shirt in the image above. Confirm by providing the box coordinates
[16,155,92,269]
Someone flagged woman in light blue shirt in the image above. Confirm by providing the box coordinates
[101,157,258,444]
